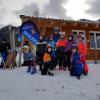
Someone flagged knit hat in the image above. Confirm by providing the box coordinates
[71,44,78,49]
[22,45,29,49]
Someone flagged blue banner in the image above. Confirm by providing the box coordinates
[20,21,39,45]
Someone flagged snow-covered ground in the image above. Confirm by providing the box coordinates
[0,64,100,100]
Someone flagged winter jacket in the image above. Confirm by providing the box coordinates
[65,41,74,52]
[43,52,51,63]
[70,52,83,76]
[0,42,11,53]
[56,39,67,48]
[53,35,59,43]
[56,39,67,52]
[23,51,36,62]
[78,41,87,55]
[71,53,80,65]
[36,41,47,55]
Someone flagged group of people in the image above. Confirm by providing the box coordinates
[23,31,88,79]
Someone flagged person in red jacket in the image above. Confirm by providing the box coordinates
[56,32,67,70]
[77,34,89,75]
[77,34,87,62]
[78,34,87,56]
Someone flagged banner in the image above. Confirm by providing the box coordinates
[20,21,39,45]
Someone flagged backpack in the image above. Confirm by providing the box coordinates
[83,63,89,75]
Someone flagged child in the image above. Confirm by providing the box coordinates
[23,45,36,75]
[77,34,88,75]
[48,35,57,69]
[36,35,47,71]
[65,35,74,71]
[77,34,87,59]
[56,32,67,70]
[42,45,54,76]
[70,44,83,79]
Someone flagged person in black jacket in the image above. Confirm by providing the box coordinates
[0,39,11,65]
[36,35,47,71]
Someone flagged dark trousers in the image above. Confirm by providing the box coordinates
[41,61,54,75]
[0,52,8,68]
[36,52,44,71]
[64,51,72,69]
[51,57,57,68]
[24,60,34,66]
[38,62,43,71]
[1,52,8,62]
[58,51,65,68]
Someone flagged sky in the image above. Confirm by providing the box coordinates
[0,0,100,28]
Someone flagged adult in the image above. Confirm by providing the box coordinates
[0,39,11,67]
[53,31,60,43]
[65,35,75,70]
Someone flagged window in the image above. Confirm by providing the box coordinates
[96,33,100,48]
[53,27,60,32]
[90,33,95,48]
[73,32,77,43]
[90,32,100,49]
[72,30,86,43]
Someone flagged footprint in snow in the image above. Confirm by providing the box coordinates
[61,85,65,89]
[35,89,46,92]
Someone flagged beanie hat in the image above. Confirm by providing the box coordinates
[23,45,29,49]
[71,44,78,49]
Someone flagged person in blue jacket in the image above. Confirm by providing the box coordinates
[23,45,36,75]
[53,31,60,43]
[70,44,83,79]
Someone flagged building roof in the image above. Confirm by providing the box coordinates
[20,15,100,24]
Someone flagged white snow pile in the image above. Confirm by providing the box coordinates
[0,64,100,100]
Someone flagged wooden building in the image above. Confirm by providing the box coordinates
[20,15,100,62]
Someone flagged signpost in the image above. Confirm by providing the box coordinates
[9,25,15,51]
[94,36,97,64]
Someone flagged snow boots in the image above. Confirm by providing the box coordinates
[41,66,48,75]
[27,66,37,75]
[27,66,31,73]
[41,66,54,76]
[30,67,37,75]
[48,71,54,76]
